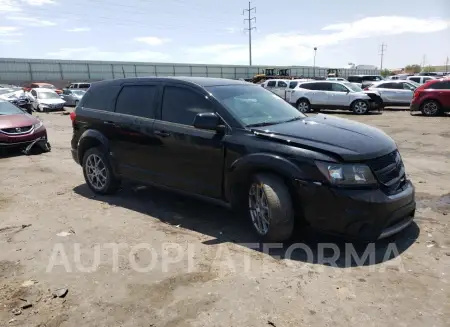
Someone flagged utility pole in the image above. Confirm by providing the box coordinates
[445,56,449,73]
[243,1,256,66]
[379,43,387,70]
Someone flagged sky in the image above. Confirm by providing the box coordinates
[0,0,449,69]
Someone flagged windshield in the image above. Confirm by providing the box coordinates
[72,90,86,96]
[0,101,24,115]
[38,92,61,99]
[344,83,363,92]
[207,84,306,127]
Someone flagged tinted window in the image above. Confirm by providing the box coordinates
[315,82,332,91]
[423,77,432,82]
[331,83,348,92]
[81,85,120,111]
[79,83,90,88]
[347,76,362,83]
[267,81,276,87]
[115,85,157,118]
[277,81,287,87]
[377,82,399,89]
[289,81,297,89]
[161,86,212,125]
[299,83,315,90]
[409,77,420,83]
[425,81,450,90]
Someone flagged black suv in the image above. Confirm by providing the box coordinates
[348,75,384,89]
[71,77,415,242]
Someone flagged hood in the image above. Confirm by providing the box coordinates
[251,114,396,161]
[0,114,39,129]
[38,98,65,105]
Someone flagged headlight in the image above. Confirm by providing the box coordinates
[33,120,43,129]
[315,161,376,186]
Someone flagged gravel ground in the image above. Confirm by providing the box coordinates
[0,109,449,327]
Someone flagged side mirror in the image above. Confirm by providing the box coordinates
[193,112,225,132]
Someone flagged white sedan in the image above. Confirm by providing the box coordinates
[28,88,66,112]
[366,80,419,106]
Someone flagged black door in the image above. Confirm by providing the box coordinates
[112,83,161,182]
[150,84,225,199]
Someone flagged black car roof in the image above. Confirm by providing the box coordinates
[90,76,251,89]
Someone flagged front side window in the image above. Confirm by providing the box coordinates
[207,84,305,127]
[344,83,363,92]
[289,81,297,89]
[161,86,212,125]
[331,83,349,92]
[401,82,416,91]
[267,81,276,87]
[277,81,288,88]
[115,85,157,118]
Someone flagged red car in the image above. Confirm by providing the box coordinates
[410,78,450,116]
[23,82,63,95]
[0,100,48,153]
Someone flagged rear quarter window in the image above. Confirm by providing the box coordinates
[80,84,121,111]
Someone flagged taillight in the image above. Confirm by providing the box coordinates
[69,111,76,122]
[363,87,369,91]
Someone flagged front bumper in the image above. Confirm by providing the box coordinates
[0,128,47,147]
[296,180,415,241]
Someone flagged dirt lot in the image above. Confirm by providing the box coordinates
[1,109,449,327]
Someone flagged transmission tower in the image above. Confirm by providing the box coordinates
[243,2,256,66]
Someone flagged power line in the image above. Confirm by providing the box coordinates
[379,43,387,70]
[243,1,256,66]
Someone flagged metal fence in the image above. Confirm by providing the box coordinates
[0,58,380,87]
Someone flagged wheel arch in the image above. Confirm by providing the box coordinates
[295,97,311,105]
[226,153,305,210]
[77,130,112,165]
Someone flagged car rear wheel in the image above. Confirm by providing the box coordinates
[351,100,369,114]
[248,173,294,242]
[421,100,441,116]
[82,147,120,194]
[297,99,311,113]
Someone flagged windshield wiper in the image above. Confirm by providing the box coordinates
[247,116,304,128]
[281,116,304,123]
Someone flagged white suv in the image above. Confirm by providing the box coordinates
[286,81,383,114]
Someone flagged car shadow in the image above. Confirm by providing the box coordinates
[73,183,419,268]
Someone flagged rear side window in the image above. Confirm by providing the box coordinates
[315,82,332,91]
[425,81,450,90]
[115,85,157,118]
[423,77,432,82]
[81,85,120,111]
[79,83,90,88]
[161,86,212,125]
[377,82,399,89]
[267,81,276,87]
[409,77,420,83]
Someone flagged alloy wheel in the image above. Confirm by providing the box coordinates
[248,183,271,235]
[297,101,309,113]
[422,102,438,116]
[85,153,108,191]
[354,101,368,114]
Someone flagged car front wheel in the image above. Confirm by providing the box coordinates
[248,173,294,242]
[351,100,369,114]
[297,99,311,113]
[82,147,120,194]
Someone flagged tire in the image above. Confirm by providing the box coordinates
[351,99,369,115]
[248,173,295,242]
[82,147,120,195]
[296,99,311,113]
[420,100,441,116]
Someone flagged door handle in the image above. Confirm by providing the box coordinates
[154,130,171,137]
[103,121,118,127]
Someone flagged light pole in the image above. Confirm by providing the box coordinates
[313,47,317,78]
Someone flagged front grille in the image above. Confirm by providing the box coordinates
[0,125,33,135]
[366,150,406,194]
